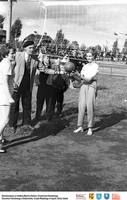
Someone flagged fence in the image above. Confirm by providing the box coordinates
[98,61,127,77]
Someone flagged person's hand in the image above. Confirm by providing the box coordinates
[8,97,14,104]
[38,52,43,62]
[82,78,89,83]
[35,69,40,75]
[55,58,61,66]
[59,70,65,75]
[69,71,75,77]
[13,83,19,92]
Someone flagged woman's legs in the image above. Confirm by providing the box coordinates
[74,85,87,133]
[74,85,96,135]
[86,86,96,135]
[77,85,87,127]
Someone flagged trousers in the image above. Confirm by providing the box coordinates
[77,84,96,128]
[9,85,31,128]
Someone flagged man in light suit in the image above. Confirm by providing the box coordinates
[9,40,38,132]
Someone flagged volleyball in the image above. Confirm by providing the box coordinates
[81,63,99,82]
[64,62,75,73]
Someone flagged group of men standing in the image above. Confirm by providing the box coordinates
[9,40,70,133]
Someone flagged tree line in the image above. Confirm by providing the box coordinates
[1,14,127,61]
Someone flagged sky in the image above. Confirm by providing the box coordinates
[0,0,127,50]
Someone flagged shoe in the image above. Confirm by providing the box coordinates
[73,126,83,133]
[87,128,93,136]
[0,143,6,153]
[0,149,6,153]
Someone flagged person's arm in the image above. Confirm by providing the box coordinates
[38,62,64,75]
[13,52,20,90]
[70,70,81,81]
[3,60,14,102]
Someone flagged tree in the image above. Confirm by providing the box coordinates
[122,39,127,55]
[70,41,79,50]
[94,45,102,59]
[0,15,5,29]
[112,39,119,57]
[11,18,22,43]
[62,38,70,50]
[55,29,64,53]
[80,44,86,51]
[94,45,101,53]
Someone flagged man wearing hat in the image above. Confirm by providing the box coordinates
[9,40,38,132]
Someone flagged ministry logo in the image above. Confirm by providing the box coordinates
[89,193,94,200]
[96,193,102,200]
[104,193,110,199]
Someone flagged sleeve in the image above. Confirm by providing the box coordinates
[3,59,12,76]
[88,63,99,81]
[80,65,86,79]
[91,63,99,77]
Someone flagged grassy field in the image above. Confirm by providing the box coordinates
[1,73,127,191]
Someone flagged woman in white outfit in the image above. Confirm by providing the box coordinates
[0,48,15,153]
[73,52,99,135]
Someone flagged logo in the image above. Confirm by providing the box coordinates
[96,193,102,200]
[104,193,110,200]
[89,193,94,200]
[112,193,120,200]
[76,194,86,200]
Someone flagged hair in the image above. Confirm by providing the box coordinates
[86,49,93,55]
[0,44,16,61]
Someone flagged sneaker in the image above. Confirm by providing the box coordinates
[0,144,6,153]
[0,149,6,153]
[87,128,93,136]
[73,126,83,133]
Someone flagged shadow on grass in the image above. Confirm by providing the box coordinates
[62,107,78,117]
[97,85,108,90]
[5,108,77,149]
[94,109,127,132]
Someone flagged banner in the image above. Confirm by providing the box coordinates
[0,192,127,200]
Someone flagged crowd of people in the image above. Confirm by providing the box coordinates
[0,40,99,153]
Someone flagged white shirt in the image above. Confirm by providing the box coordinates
[0,58,12,84]
[0,57,14,105]
[25,52,29,62]
[81,62,99,81]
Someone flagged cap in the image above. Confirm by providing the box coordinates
[23,40,34,48]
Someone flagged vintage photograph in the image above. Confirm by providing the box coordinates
[0,0,127,192]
